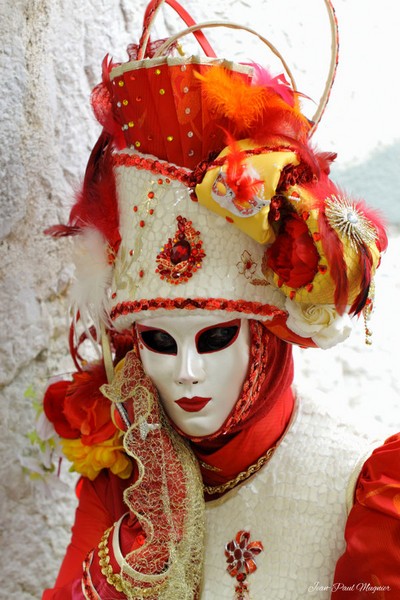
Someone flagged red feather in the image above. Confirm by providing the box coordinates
[69,319,82,372]
[250,107,311,145]
[247,64,297,107]
[349,244,373,315]
[225,135,263,203]
[353,200,388,254]
[69,130,121,254]
[91,55,125,148]
[316,152,337,175]
[44,224,81,237]
[317,206,349,315]
[348,201,387,314]
[246,64,312,143]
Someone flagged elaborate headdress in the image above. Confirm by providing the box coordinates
[48,0,386,351]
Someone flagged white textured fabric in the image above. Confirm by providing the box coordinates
[109,154,286,330]
[202,393,374,599]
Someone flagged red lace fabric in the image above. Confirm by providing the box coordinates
[332,433,400,599]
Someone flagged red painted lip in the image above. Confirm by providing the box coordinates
[175,396,211,412]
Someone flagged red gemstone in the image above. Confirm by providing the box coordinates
[170,240,191,264]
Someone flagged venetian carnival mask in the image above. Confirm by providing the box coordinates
[42,2,388,597]
[136,315,251,437]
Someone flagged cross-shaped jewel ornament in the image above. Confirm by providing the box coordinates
[139,418,161,441]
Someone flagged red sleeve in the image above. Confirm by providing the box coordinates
[42,471,129,599]
[333,434,400,599]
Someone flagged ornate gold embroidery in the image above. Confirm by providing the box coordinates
[112,244,140,298]
[203,445,276,496]
[100,351,205,599]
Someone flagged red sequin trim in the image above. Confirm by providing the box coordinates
[110,297,285,321]
[112,152,193,187]
[112,144,299,189]
[155,216,206,284]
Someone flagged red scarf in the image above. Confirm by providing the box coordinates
[185,321,295,497]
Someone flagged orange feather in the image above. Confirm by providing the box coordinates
[197,65,311,141]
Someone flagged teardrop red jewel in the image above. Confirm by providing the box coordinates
[155,215,206,284]
[170,239,191,264]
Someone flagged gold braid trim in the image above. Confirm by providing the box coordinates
[98,526,167,598]
[98,527,124,593]
[199,460,221,473]
[203,445,276,496]
[204,396,299,497]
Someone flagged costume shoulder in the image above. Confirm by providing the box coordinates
[333,433,400,597]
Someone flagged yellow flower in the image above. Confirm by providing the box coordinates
[61,431,132,481]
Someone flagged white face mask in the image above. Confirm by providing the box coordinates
[136,315,251,437]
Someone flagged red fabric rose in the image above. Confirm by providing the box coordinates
[265,212,319,288]
[43,380,80,439]
[63,363,116,445]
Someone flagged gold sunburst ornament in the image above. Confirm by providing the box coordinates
[325,195,377,248]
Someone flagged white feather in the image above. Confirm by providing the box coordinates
[70,228,113,340]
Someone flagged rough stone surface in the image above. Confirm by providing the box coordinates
[0,1,399,598]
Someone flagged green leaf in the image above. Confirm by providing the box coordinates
[24,385,36,400]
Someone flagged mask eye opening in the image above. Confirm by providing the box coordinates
[196,320,241,354]
[137,326,178,355]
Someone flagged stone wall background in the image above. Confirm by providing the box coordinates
[0,1,399,597]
